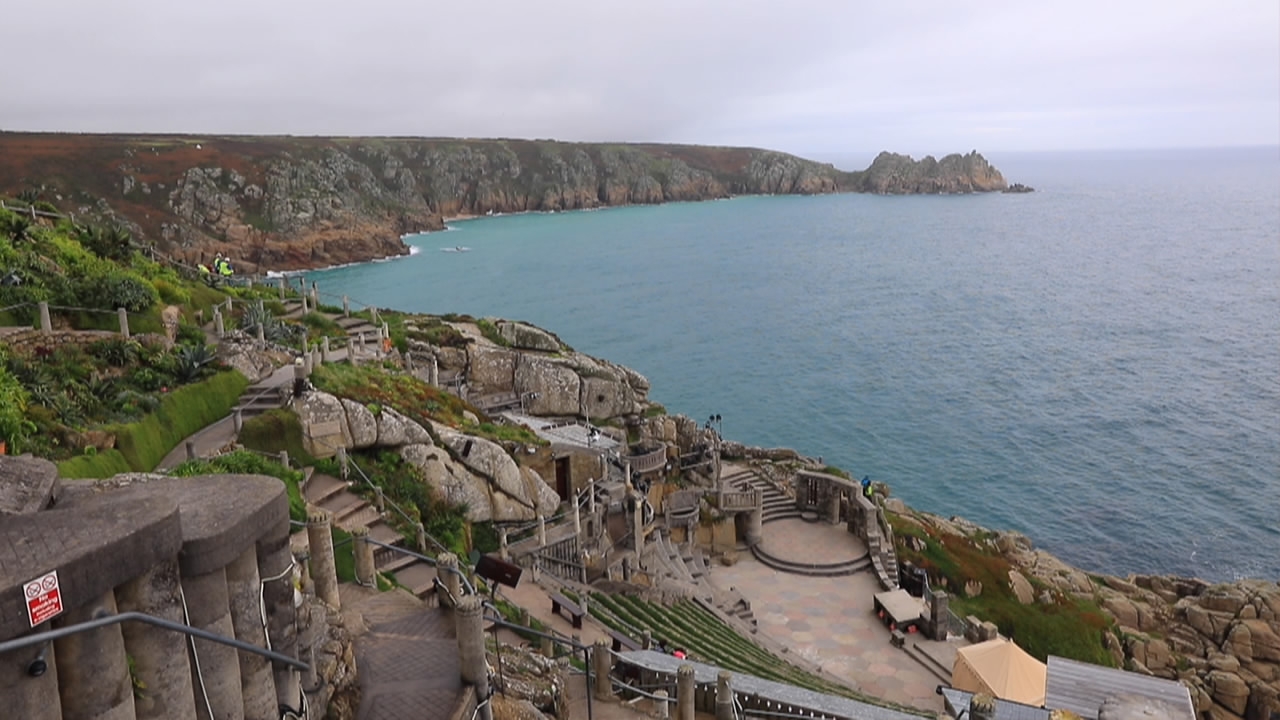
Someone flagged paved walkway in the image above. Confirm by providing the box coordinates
[710,518,951,714]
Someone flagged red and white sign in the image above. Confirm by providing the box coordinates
[24,570,63,627]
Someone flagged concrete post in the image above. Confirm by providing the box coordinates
[38,300,52,334]
[256,530,300,714]
[311,347,321,372]
[302,349,313,375]
[537,513,547,546]
[335,446,348,480]
[358,332,366,353]
[929,590,950,641]
[256,298,264,317]
[185,440,196,461]
[321,336,331,364]
[214,308,225,337]
[415,522,427,554]
[746,490,764,546]
[117,307,130,339]
[654,690,669,720]
[642,629,652,650]
[676,664,696,720]
[374,487,386,513]
[456,596,492,720]
[179,567,245,720]
[0,643,61,720]
[53,589,136,720]
[430,354,439,386]
[405,350,414,370]
[278,276,286,300]
[499,528,509,561]
[342,295,350,317]
[438,553,461,608]
[226,545,278,720]
[716,671,734,720]
[827,488,841,525]
[256,321,265,342]
[278,450,289,469]
[306,511,340,609]
[310,283,318,309]
[370,306,379,326]
[540,634,554,658]
[114,559,198,720]
[632,493,645,554]
[592,638,613,700]
[588,478,597,513]
[300,291,308,315]
[574,501,582,535]
[353,527,376,587]
[233,408,244,434]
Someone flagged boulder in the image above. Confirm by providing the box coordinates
[0,456,60,515]
[295,391,352,458]
[1187,605,1237,645]
[514,357,580,415]
[400,443,492,521]
[1098,694,1189,720]
[995,531,1032,554]
[1241,619,1280,661]
[375,408,408,447]
[581,374,637,420]
[442,431,537,512]
[469,346,517,395]
[1226,621,1255,663]
[496,321,561,352]
[522,466,560,516]
[1104,595,1141,629]
[1210,653,1242,673]
[1246,680,1279,720]
[1009,569,1036,604]
[1203,588,1250,615]
[1208,670,1250,715]
[340,399,377,449]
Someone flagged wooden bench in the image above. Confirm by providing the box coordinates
[550,592,585,629]
[605,626,642,653]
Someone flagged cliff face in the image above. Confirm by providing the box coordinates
[0,134,1013,271]
[850,150,1008,194]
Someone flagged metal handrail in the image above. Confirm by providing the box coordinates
[0,611,308,671]
[365,538,475,596]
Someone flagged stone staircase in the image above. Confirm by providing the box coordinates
[725,467,799,522]
[905,639,953,684]
[303,471,441,603]
[233,375,291,420]
[715,588,759,632]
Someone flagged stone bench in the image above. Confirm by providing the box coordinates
[550,592,585,629]
[890,629,907,648]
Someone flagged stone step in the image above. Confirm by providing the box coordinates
[367,522,404,547]
[379,552,420,574]
[338,504,381,530]
[304,473,349,505]
[393,562,440,599]
[318,492,366,520]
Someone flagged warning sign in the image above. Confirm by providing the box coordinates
[24,570,63,627]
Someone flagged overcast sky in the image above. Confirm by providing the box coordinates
[3,1,1276,158]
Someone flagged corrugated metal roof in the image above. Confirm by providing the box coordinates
[940,687,1052,720]
[1044,656,1195,720]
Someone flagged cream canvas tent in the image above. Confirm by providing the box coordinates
[951,638,1048,706]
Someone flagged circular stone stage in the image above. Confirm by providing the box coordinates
[751,517,872,576]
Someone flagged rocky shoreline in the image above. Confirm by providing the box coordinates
[0,134,1024,273]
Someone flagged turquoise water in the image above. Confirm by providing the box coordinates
[304,148,1280,582]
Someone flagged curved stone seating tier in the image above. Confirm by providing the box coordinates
[0,470,298,720]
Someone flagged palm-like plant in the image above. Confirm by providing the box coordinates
[3,215,35,245]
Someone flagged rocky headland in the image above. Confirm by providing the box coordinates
[0,134,1022,273]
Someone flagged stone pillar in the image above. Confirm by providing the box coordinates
[537,513,547,546]
[180,567,245,720]
[415,522,427,553]
[827,489,841,525]
[336,446,349,480]
[321,336,331,364]
[860,504,878,541]
[299,292,308,315]
[233,408,244,434]
[353,528,376,587]
[588,478,597,513]
[370,306,379,326]
[278,450,289,469]
[429,354,439,386]
[574,502,582,535]
[676,664,695,720]
[438,552,461,608]
[256,321,265,342]
[306,511,340,609]
[186,440,197,461]
[654,690,669,720]
[715,671,734,720]
[115,559,198,720]
[746,500,763,548]
[256,529,300,713]
[38,300,52,334]
[226,545,278,720]
[310,283,318,309]
[456,596,492,720]
[929,590,950,641]
[499,528,509,561]
[632,494,645,554]
[53,590,135,720]
[311,347,321,371]
[214,309,224,338]
[302,349,313,375]
[277,276,286,300]
[342,295,350,317]
[970,693,996,720]
[117,307,130,339]
[642,630,653,650]
[592,638,613,700]
[540,634,554,658]
[0,641,61,720]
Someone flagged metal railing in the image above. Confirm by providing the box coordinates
[0,611,308,670]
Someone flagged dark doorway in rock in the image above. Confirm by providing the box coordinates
[555,456,571,500]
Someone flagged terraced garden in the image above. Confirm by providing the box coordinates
[584,591,921,714]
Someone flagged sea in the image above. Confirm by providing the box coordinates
[301,147,1280,583]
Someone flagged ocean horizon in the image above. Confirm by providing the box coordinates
[303,147,1280,583]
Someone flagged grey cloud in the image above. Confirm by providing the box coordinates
[2,0,1276,153]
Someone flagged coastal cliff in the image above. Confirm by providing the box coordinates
[0,134,1014,272]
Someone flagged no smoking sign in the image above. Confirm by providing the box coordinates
[24,570,63,627]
